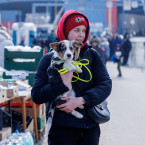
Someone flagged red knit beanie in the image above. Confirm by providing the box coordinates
[64,15,88,36]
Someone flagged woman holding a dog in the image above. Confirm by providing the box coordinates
[32,9,112,145]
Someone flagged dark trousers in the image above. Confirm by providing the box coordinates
[122,52,129,65]
[48,125,100,145]
[117,61,122,76]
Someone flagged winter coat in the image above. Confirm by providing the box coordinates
[31,43,112,128]
[93,45,106,64]
[121,39,132,53]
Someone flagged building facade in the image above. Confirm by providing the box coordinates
[0,0,145,34]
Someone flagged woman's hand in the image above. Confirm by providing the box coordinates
[56,97,85,113]
[60,71,73,87]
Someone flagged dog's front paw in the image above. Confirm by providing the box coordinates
[76,68,82,73]
[78,105,84,109]
[68,65,76,72]
[71,110,83,119]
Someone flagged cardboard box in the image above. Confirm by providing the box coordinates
[6,104,45,118]
[15,81,31,91]
[0,80,18,100]
[7,86,18,98]
[0,89,7,104]
[0,127,11,141]
[27,119,34,135]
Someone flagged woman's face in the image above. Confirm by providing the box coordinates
[67,25,86,43]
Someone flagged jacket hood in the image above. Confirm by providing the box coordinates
[57,9,90,49]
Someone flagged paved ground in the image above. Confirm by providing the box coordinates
[99,62,145,145]
[36,62,145,145]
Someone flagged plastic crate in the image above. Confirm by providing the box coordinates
[2,72,35,86]
[4,48,44,71]
[37,115,45,131]
[2,72,12,79]
[27,73,35,86]
[5,49,43,59]
[4,60,40,71]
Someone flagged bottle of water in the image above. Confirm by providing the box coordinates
[12,141,21,145]
[18,132,29,145]
[10,130,19,139]
[24,129,34,145]
[9,130,23,145]
[8,82,13,88]
[3,139,13,145]
[12,130,29,145]
[0,138,8,145]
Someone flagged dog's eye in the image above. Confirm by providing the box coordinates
[70,47,73,51]
[61,46,66,51]
[62,48,66,51]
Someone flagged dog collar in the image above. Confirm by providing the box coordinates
[52,57,65,63]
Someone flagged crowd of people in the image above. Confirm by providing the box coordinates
[89,32,132,77]
[0,20,132,79]
[31,29,56,53]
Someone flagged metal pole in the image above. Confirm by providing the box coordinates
[122,3,125,34]
[46,5,48,23]
[108,5,112,30]
[55,0,57,18]
[107,0,112,31]
[0,13,1,24]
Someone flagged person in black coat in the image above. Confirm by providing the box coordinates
[122,32,132,66]
[31,9,112,145]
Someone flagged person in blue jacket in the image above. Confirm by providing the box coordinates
[31,10,112,145]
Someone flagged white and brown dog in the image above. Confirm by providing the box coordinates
[45,40,84,137]
[50,40,83,73]
[49,40,84,118]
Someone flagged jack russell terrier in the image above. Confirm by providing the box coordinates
[45,40,84,136]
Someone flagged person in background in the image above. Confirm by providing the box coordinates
[31,9,112,145]
[46,30,57,52]
[108,33,114,60]
[113,33,122,53]
[115,44,122,77]
[100,37,110,64]
[122,32,132,66]
[32,37,39,47]
[19,37,25,46]
[0,24,14,67]
[90,37,106,64]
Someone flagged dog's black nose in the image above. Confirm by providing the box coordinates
[67,54,71,58]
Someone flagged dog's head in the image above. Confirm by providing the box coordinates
[50,40,83,61]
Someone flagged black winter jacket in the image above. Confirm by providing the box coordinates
[31,44,112,128]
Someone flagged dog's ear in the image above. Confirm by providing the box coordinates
[49,42,60,51]
[72,41,83,48]
[72,41,83,60]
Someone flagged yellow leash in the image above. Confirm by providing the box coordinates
[58,59,92,82]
